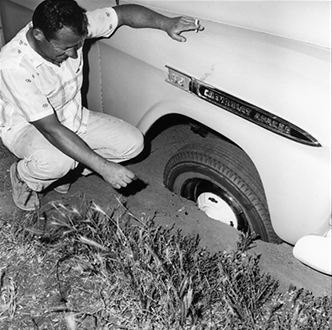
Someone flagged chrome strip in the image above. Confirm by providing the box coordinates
[166,66,321,147]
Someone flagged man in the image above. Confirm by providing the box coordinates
[0,0,202,211]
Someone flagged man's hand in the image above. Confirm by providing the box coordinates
[115,4,204,42]
[100,161,136,189]
[165,16,204,42]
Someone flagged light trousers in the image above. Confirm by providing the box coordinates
[1,111,144,192]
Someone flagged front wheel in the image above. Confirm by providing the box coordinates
[163,139,281,243]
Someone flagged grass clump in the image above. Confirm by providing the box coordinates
[0,200,331,329]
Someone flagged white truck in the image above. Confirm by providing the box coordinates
[0,0,330,274]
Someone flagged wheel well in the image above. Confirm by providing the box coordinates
[146,114,239,145]
[146,113,243,154]
[145,113,267,195]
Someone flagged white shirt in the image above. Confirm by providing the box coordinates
[0,7,118,135]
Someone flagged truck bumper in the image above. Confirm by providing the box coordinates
[293,226,331,275]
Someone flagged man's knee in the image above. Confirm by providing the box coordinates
[125,129,144,159]
[24,149,75,179]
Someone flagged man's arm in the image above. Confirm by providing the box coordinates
[114,4,203,42]
[32,114,135,189]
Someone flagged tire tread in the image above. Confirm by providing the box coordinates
[164,140,281,243]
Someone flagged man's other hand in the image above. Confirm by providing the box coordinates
[165,16,204,42]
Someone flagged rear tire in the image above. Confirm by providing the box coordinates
[163,139,281,243]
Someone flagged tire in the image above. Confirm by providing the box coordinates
[163,139,281,243]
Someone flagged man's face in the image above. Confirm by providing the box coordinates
[38,26,85,65]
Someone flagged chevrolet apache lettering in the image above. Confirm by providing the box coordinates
[202,88,253,117]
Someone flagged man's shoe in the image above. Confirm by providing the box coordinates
[54,183,71,194]
[10,162,40,211]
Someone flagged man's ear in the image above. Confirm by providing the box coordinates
[32,28,46,42]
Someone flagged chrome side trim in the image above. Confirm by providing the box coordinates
[166,66,321,147]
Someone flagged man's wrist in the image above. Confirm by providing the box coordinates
[157,15,172,34]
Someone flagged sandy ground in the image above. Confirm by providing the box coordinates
[0,123,331,297]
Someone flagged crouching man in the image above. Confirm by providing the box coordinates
[0,0,202,210]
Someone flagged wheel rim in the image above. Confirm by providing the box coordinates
[181,178,248,232]
[197,192,238,228]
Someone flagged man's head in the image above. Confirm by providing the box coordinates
[33,0,88,40]
[31,0,88,64]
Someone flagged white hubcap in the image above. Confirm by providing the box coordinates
[197,192,238,228]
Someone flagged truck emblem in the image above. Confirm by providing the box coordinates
[166,66,320,147]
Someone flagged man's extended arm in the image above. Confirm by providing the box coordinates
[114,4,203,42]
[32,114,136,189]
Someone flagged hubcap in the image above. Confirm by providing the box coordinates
[197,192,238,227]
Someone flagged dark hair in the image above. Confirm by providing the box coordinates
[32,0,88,40]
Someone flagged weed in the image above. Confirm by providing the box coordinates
[0,201,330,329]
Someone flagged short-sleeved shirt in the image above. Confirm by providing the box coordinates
[0,7,118,136]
